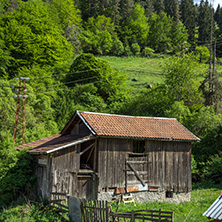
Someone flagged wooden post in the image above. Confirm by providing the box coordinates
[125,159,127,193]
[93,139,97,171]
[181,42,184,58]
[131,210,135,222]
[105,201,109,222]
[22,79,26,144]
[13,78,21,142]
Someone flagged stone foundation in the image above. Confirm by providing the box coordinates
[97,191,191,204]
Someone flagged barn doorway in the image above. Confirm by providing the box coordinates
[79,140,97,171]
[77,174,98,200]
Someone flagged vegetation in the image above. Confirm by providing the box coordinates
[111,184,221,222]
[0,203,62,222]
[0,0,222,220]
[0,184,220,221]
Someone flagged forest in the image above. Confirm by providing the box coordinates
[1,0,222,217]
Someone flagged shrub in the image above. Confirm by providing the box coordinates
[124,45,133,56]
[111,38,124,56]
[0,134,36,207]
[131,43,140,56]
[142,47,155,57]
[194,46,210,63]
[202,152,222,183]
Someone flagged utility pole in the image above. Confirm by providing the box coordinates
[13,77,29,144]
[208,0,214,105]
[181,42,185,58]
[213,39,216,81]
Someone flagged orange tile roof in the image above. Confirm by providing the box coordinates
[78,111,200,141]
[17,111,199,154]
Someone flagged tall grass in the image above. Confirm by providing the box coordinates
[0,185,220,221]
[111,185,221,222]
[0,203,62,222]
[100,56,166,91]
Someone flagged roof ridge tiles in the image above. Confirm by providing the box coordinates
[77,110,177,120]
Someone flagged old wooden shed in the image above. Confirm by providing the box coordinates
[17,111,200,202]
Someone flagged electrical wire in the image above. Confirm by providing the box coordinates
[28,74,126,96]
[15,67,111,80]
[32,75,102,91]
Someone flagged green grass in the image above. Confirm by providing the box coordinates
[111,185,221,222]
[0,203,62,222]
[100,56,218,94]
[100,56,166,90]
[0,186,220,221]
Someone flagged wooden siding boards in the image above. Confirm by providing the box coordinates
[36,137,192,200]
[98,138,132,191]
[52,146,80,196]
[145,140,191,193]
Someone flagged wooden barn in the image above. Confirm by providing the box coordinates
[17,111,200,202]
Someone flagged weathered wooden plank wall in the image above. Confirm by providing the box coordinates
[36,137,192,200]
[146,141,191,193]
[98,138,191,193]
[35,155,52,199]
[52,145,80,196]
[98,138,132,191]
[127,155,148,185]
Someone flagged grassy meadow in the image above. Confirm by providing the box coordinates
[100,56,213,94]
[111,185,221,222]
[101,56,166,90]
[0,185,220,222]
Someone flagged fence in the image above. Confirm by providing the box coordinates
[50,193,174,222]
[49,192,69,221]
[110,209,174,222]
[81,199,110,222]
[80,199,174,222]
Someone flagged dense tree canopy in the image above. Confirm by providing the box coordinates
[0,0,73,78]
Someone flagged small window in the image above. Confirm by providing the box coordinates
[133,140,145,153]
[166,191,173,198]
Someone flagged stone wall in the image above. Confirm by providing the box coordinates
[97,191,191,204]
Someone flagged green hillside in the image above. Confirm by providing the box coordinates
[101,56,165,90]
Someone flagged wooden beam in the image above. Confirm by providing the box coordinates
[127,160,150,164]
[126,171,148,175]
[80,143,94,155]
[93,139,97,171]
[127,162,145,187]
[86,146,95,163]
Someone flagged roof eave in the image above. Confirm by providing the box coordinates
[76,111,96,135]
[29,135,95,155]
[97,135,200,142]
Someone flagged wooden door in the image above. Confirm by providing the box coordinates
[125,154,149,191]
[77,174,98,200]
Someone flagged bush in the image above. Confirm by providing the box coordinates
[194,46,210,63]
[0,134,36,207]
[0,203,62,221]
[131,43,140,56]
[111,38,124,56]
[124,45,133,56]
[202,152,222,183]
[142,47,155,57]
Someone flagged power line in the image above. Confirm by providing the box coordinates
[28,74,126,96]
[9,39,222,85]
[33,75,102,91]
[17,67,111,80]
